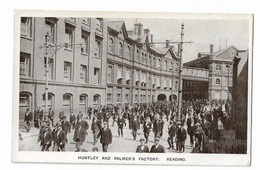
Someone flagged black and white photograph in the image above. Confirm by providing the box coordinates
[11,10,253,165]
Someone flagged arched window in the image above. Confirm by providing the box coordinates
[136,49,140,61]
[169,61,173,71]
[216,64,222,71]
[79,94,88,115]
[164,60,168,70]
[119,42,124,57]
[93,94,101,107]
[42,92,55,111]
[157,58,161,69]
[127,46,131,59]
[108,37,114,53]
[63,93,73,114]
[19,92,32,122]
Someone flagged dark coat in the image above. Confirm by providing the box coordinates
[74,127,86,143]
[136,145,149,153]
[150,144,165,153]
[24,111,33,122]
[81,120,89,131]
[70,114,76,123]
[42,129,53,146]
[91,120,101,132]
[143,121,152,133]
[168,124,176,137]
[48,111,54,119]
[61,120,71,133]
[98,128,112,145]
[117,117,125,128]
[132,119,139,131]
[54,129,67,146]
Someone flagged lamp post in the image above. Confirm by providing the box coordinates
[177,23,184,122]
[44,31,50,116]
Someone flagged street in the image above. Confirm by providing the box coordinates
[19,117,193,153]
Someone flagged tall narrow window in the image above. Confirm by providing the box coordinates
[95,18,103,31]
[65,25,74,49]
[95,39,102,58]
[107,65,113,83]
[80,65,87,83]
[45,20,55,44]
[20,52,31,77]
[64,62,72,82]
[119,42,124,57]
[107,93,112,103]
[94,67,100,85]
[127,46,131,59]
[20,17,32,38]
[81,30,89,54]
[216,78,221,85]
[108,37,114,53]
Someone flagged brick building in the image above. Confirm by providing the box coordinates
[19,17,180,123]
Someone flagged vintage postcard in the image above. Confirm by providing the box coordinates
[12,10,253,166]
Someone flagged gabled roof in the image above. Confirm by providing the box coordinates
[198,45,238,58]
[107,21,124,32]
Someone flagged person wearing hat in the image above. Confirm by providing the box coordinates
[53,123,67,151]
[143,117,152,144]
[41,125,53,151]
[61,115,70,134]
[150,137,165,153]
[97,122,112,152]
[167,121,176,150]
[24,108,33,132]
[117,114,125,137]
[74,123,86,152]
[69,112,76,132]
[131,115,139,140]
[136,138,149,153]
[48,108,54,127]
[91,115,102,145]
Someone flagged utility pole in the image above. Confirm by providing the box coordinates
[41,31,83,116]
[177,23,184,122]
[44,32,50,116]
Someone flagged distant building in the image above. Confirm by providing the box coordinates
[184,45,246,101]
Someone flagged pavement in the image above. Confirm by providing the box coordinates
[19,117,194,153]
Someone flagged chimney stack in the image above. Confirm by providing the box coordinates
[134,23,143,42]
[151,34,153,44]
[165,40,170,48]
[210,44,214,53]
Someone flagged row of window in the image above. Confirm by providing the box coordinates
[106,93,154,103]
[20,52,101,84]
[216,64,232,71]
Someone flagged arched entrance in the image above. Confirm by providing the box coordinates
[157,94,167,101]
[93,94,101,109]
[79,94,88,115]
[169,94,177,101]
[63,93,73,115]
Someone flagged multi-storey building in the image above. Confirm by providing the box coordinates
[20,17,108,122]
[19,18,181,123]
[183,45,246,101]
[106,21,180,108]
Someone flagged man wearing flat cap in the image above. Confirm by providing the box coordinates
[136,138,149,153]
[150,137,165,153]
[97,122,112,152]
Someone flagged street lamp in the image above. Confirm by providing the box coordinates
[44,31,50,116]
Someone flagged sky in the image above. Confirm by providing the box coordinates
[108,18,250,63]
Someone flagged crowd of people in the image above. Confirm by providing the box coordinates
[22,99,233,153]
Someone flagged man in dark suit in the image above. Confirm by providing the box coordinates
[132,116,139,140]
[69,112,76,132]
[117,114,125,137]
[136,138,149,153]
[74,124,86,152]
[53,124,67,151]
[48,108,54,127]
[150,137,165,153]
[97,122,112,152]
[24,108,33,132]
[37,107,44,128]
[40,125,53,151]
[91,116,101,145]
[167,121,176,150]
[61,116,71,134]
[143,117,152,143]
